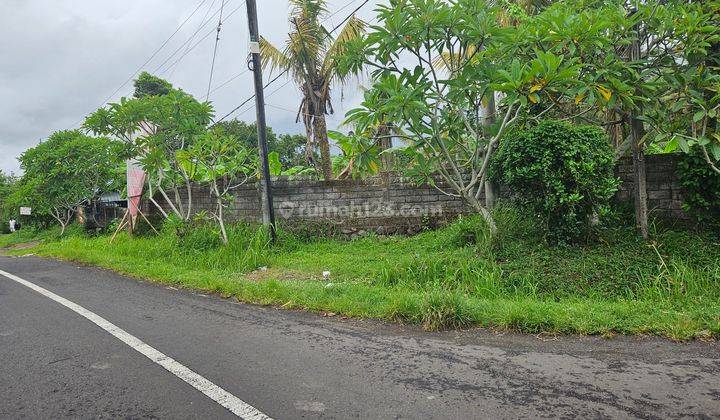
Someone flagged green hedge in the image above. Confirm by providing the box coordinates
[490,120,618,244]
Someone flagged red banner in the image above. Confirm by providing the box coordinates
[126,160,145,222]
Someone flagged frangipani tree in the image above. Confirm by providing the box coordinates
[632,0,720,174]
[188,128,255,244]
[259,0,365,180]
[17,130,123,235]
[85,88,213,221]
[342,0,608,228]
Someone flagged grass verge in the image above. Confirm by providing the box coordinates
[2,209,718,341]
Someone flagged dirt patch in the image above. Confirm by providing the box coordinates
[243,267,311,282]
[0,241,41,254]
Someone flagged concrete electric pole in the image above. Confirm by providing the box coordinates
[246,0,277,242]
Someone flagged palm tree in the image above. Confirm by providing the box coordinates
[260,0,365,180]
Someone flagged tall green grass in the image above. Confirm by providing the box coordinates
[3,206,719,340]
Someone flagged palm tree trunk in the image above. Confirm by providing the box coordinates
[377,121,394,171]
[313,114,333,180]
[303,113,316,167]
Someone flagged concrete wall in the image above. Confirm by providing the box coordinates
[615,154,686,220]
[166,175,472,235]
[154,154,687,234]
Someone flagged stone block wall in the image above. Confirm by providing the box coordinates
[152,154,688,233]
[615,154,686,219]
[155,175,473,235]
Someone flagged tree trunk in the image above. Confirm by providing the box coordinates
[184,176,193,221]
[703,40,719,174]
[465,193,496,234]
[481,94,499,209]
[484,181,499,209]
[51,207,71,236]
[303,116,315,168]
[216,198,228,245]
[209,179,229,245]
[630,117,649,240]
[313,114,333,180]
[377,121,394,172]
[630,30,649,240]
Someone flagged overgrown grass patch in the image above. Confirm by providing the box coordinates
[2,208,719,341]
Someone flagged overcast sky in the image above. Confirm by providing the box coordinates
[0,0,381,174]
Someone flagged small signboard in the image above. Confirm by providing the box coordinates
[19,207,31,216]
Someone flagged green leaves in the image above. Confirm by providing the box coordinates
[190,128,255,182]
[84,84,216,192]
[677,147,720,232]
[16,130,124,222]
[328,130,382,178]
[490,120,618,244]
[693,110,706,123]
[268,152,282,176]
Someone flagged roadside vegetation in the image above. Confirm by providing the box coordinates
[1,0,719,341]
[2,207,718,341]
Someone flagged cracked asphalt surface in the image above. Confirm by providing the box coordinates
[1,255,719,419]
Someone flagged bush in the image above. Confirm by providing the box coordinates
[441,214,493,250]
[490,120,618,244]
[677,148,720,234]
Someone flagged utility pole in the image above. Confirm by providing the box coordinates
[246,0,276,242]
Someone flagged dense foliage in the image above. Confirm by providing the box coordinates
[638,1,720,173]
[85,87,214,221]
[337,0,720,236]
[0,170,18,231]
[677,148,720,233]
[340,0,637,227]
[13,130,124,234]
[133,71,173,98]
[491,121,618,243]
[214,120,308,170]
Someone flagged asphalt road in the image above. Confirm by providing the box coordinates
[1,255,718,419]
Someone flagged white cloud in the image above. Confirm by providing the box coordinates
[0,0,381,174]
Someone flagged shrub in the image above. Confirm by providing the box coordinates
[677,148,720,234]
[441,214,493,250]
[419,291,473,331]
[490,120,618,243]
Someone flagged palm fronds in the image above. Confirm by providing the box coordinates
[259,38,291,75]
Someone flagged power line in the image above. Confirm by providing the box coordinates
[207,68,250,96]
[185,0,219,55]
[212,0,371,125]
[211,73,287,125]
[231,79,295,122]
[74,0,210,127]
[158,1,245,77]
[153,1,229,76]
[169,0,219,79]
[325,0,363,22]
[100,0,209,104]
[328,0,370,34]
[205,0,227,101]
[266,102,302,115]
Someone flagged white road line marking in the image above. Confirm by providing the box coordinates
[0,269,272,420]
